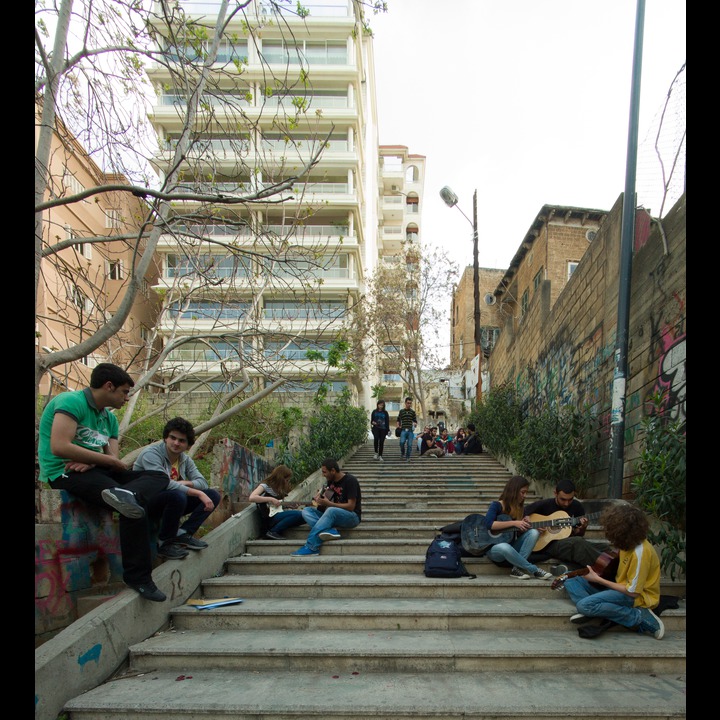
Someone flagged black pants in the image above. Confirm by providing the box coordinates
[147,487,222,544]
[49,468,168,586]
[372,427,388,456]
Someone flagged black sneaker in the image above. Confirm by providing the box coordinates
[265,531,284,540]
[126,581,166,602]
[157,543,189,560]
[101,487,145,519]
[171,534,208,550]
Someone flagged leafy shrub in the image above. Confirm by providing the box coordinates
[276,399,368,484]
[631,393,686,580]
[470,383,522,459]
[514,404,596,493]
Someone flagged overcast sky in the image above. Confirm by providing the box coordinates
[370,0,686,273]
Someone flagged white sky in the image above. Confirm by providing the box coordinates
[370,0,686,272]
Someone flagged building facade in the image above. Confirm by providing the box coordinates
[145,0,388,411]
[35,105,161,396]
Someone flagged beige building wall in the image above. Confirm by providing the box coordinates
[36,108,161,396]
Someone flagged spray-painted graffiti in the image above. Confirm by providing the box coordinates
[217,439,272,502]
[653,334,686,429]
[515,324,616,417]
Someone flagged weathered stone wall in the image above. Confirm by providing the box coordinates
[486,192,685,497]
[34,439,266,646]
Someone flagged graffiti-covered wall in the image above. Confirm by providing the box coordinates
[487,192,686,497]
[35,439,268,646]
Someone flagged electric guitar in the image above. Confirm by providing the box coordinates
[268,485,335,517]
[460,511,600,555]
[527,510,602,551]
[551,549,619,591]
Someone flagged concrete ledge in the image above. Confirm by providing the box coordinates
[33,457,341,720]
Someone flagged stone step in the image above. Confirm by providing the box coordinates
[169,596,686,633]
[202,572,687,599]
[59,443,686,720]
[62,669,687,720]
[244,536,610,555]
[122,628,687,675]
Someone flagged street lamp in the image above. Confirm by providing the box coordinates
[440,185,482,404]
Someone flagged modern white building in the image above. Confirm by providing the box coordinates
[144,0,414,414]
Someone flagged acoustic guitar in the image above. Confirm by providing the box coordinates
[460,511,600,555]
[268,485,335,517]
[550,549,619,591]
[527,510,601,551]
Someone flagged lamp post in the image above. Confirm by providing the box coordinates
[440,185,482,404]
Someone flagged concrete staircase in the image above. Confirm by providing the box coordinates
[62,442,687,719]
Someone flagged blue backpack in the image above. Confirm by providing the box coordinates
[423,534,476,578]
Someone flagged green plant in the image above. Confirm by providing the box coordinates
[631,393,686,580]
[470,383,522,459]
[276,400,368,483]
[513,404,596,493]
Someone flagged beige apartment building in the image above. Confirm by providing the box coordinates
[35,105,161,397]
[374,145,426,416]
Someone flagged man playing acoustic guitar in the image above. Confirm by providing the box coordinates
[524,478,611,574]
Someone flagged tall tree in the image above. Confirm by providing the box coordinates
[35,0,385,450]
[354,242,458,421]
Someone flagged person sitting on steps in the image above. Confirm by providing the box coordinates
[133,417,221,560]
[462,423,483,454]
[291,458,362,556]
[249,464,307,540]
[563,502,665,640]
[420,426,444,458]
[523,477,612,575]
[483,475,553,580]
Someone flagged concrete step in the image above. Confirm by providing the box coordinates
[62,669,687,720]
[60,443,686,720]
[201,572,687,599]
[168,596,686,633]
[122,627,687,675]
[244,536,610,556]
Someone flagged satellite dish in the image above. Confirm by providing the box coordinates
[484,293,497,306]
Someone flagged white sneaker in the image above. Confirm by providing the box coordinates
[373,453,378,460]
[377,455,384,462]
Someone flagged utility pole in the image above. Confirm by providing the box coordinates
[608,0,646,498]
[440,185,482,406]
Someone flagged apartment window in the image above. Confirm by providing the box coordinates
[215,39,249,64]
[568,261,579,279]
[520,289,529,316]
[105,209,120,229]
[533,268,543,293]
[166,253,251,280]
[273,253,349,279]
[107,260,124,280]
[62,171,84,196]
[264,300,345,320]
[261,40,347,65]
[168,300,250,320]
[405,196,419,213]
[264,339,333,361]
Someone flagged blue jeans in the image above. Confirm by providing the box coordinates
[300,506,360,551]
[268,509,306,534]
[399,428,415,459]
[485,528,541,574]
[564,576,644,628]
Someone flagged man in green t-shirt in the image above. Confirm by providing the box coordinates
[38,363,170,602]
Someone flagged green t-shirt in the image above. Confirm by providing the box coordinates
[37,388,119,483]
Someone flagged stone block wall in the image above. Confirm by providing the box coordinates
[486,192,685,497]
